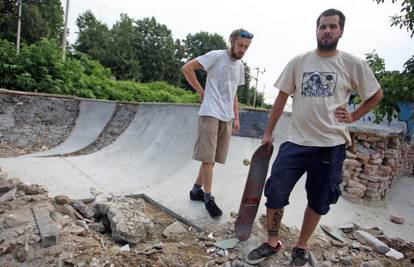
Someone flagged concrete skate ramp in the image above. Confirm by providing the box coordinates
[33,100,116,157]
[1,103,414,242]
[0,103,289,224]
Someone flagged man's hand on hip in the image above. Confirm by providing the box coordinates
[334,106,355,123]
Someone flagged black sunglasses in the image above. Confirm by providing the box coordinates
[239,31,254,39]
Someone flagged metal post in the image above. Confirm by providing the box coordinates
[16,0,22,54]
[61,0,69,60]
[252,67,265,107]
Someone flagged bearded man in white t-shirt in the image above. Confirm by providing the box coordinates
[181,29,253,217]
[246,9,383,266]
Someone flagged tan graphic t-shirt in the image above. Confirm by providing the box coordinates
[274,50,380,146]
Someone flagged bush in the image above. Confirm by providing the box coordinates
[0,38,198,104]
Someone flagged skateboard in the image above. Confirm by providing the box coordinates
[235,143,274,241]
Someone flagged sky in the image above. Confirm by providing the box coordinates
[65,0,413,104]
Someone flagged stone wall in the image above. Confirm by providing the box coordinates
[341,129,414,202]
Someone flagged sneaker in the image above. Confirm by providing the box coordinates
[205,198,222,217]
[189,189,204,202]
[246,241,282,265]
[291,247,309,266]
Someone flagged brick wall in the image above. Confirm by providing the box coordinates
[341,132,414,202]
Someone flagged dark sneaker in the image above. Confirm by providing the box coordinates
[246,241,282,265]
[205,198,222,217]
[291,247,309,266]
[189,189,204,202]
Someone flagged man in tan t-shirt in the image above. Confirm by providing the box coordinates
[246,9,383,266]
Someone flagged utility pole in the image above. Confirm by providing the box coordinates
[252,67,265,107]
[16,0,22,54]
[61,0,69,60]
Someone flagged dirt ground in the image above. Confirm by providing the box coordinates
[0,93,78,157]
[1,92,413,266]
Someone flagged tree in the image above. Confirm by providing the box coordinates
[109,14,142,81]
[375,0,414,37]
[0,0,63,43]
[134,17,182,85]
[237,62,252,104]
[181,32,227,89]
[365,51,414,122]
[373,1,414,122]
[0,0,18,41]
[74,10,111,66]
[183,31,227,60]
[365,50,386,76]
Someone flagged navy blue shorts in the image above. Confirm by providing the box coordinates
[264,142,346,215]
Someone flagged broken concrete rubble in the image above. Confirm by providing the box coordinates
[162,221,187,237]
[94,196,154,244]
[353,230,390,254]
[0,168,413,266]
[32,203,59,247]
[389,214,405,224]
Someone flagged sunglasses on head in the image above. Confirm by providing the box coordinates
[239,31,254,39]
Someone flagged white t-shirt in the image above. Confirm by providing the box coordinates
[274,50,380,146]
[197,50,245,122]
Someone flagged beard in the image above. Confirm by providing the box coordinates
[317,38,339,51]
[230,46,243,60]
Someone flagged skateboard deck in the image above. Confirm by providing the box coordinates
[235,143,274,241]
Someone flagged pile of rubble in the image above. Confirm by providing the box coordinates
[1,164,414,266]
[0,165,214,266]
[341,132,414,202]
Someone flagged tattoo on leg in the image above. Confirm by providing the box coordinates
[268,208,284,237]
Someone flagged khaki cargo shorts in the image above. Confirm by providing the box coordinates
[193,116,232,164]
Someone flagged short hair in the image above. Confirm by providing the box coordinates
[229,28,253,44]
[316,9,346,30]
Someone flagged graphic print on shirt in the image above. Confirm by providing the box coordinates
[217,65,238,104]
[302,72,337,97]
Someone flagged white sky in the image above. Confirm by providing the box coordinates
[65,0,413,104]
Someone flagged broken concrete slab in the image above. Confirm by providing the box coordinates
[32,204,59,247]
[214,238,239,250]
[320,224,345,242]
[3,213,32,228]
[71,200,94,219]
[353,230,390,254]
[163,221,187,237]
[0,187,16,204]
[103,198,153,244]
[385,248,404,260]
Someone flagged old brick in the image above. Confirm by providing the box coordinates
[390,215,404,224]
[345,187,365,197]
[369,158,383,165]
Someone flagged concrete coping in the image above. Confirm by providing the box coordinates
[0,88,274,112]
[349,121,405,138]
